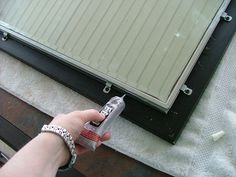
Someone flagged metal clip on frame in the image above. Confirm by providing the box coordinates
[180,84,193,96]
[1,32,8,41]
[221,12,232,22]
[103,82,112,93]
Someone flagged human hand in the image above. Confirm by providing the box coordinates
[0,109,111,176]
[49,109,111,155]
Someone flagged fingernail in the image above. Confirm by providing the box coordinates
[100,113,106,119]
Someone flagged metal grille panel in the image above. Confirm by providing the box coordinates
[0,0,224,110]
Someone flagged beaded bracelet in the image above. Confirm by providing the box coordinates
[41,124,77,171]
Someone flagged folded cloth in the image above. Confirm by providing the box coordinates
[0,34,236,177]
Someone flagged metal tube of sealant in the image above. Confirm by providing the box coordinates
[76,95,126,151]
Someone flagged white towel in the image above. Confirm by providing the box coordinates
[0,33,236,177]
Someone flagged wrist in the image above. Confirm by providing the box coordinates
[40,124,77,170]
[37,133,70,167]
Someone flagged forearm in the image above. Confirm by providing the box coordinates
[0,110,110,177]
[0,133,69,177]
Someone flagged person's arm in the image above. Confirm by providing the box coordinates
[0,109,111,177]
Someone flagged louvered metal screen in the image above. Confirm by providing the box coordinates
[0,0,228,111]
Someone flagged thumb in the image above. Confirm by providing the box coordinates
[69,109,105,124]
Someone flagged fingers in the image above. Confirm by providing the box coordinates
[96,141,102,147]
[76,132,112,154]
[80,109,105,123]
[76,146,89,155]
[100,132,111,142]
[96,132,112,147]
[68,109,105,124]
